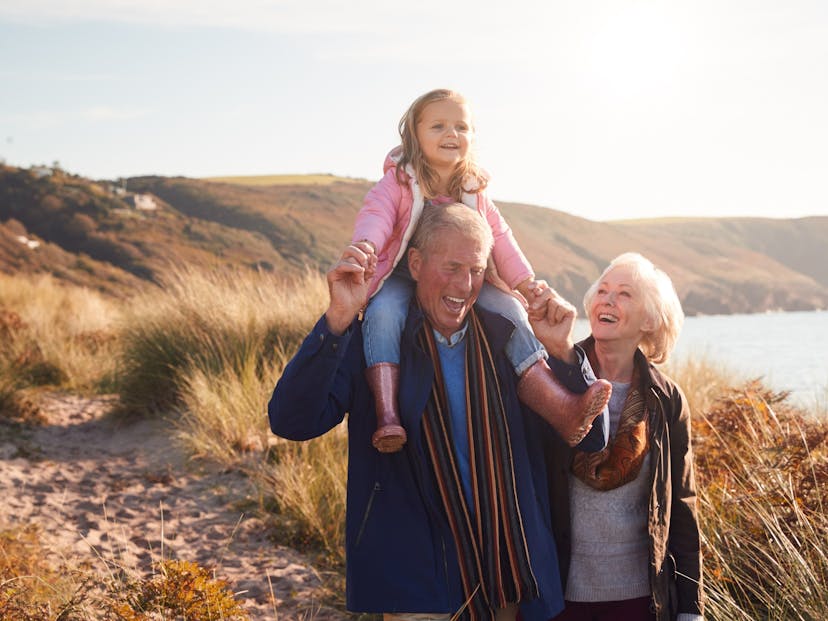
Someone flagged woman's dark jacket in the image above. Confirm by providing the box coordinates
[546,336,704,620]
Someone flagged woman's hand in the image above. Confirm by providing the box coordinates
[527,287,578,364]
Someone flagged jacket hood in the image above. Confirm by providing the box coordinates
[383,146,407,176]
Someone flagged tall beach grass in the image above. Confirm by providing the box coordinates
[117,265,327,416]
[0,273,121,415]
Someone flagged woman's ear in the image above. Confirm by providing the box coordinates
[408,247,422,282]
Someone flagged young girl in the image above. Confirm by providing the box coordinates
[352,88,610,453]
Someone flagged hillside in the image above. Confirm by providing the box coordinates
[2,164,827,315]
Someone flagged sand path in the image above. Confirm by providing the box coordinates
[0,392,348,620]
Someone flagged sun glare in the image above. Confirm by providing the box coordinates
[579,5,691,96]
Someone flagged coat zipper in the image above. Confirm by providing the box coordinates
[355,481,381,548]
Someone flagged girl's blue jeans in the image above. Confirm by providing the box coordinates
[362,272,545,376]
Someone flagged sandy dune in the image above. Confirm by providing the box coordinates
[0,392,348,620]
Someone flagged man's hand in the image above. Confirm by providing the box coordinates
[325,242,377,335]
[527,287,578,364]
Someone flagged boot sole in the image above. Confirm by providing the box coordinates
[372,426,407,453]
[567,380,612,446]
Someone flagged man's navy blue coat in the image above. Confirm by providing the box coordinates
[268,305,603,618]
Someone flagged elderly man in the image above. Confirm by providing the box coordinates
[268,204,607,620]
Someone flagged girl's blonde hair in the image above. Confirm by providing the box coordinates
[397,88,488,200]
[583,252,685,364]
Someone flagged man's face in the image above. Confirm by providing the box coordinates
[408,229,488,339]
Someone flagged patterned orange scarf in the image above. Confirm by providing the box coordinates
[572,349,649,491]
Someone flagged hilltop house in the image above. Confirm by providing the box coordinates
[16,235,41,250]
[123,193,158,211]
[31,165,53,178]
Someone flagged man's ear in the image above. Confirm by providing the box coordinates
[408,247,422,282]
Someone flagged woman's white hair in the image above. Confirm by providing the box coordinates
[583,252,684,364]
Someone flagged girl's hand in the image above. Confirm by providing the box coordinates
[354,239,377,257]
[518,278,551,306]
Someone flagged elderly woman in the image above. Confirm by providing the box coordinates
[533,252,703,621]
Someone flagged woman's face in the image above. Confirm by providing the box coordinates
[588,265,653,347]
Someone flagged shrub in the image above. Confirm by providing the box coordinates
[110,560,249,621]
[693,382,828,619]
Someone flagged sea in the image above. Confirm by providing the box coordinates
[573,310,828,411]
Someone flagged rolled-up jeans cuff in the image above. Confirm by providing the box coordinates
[513,349,547,377]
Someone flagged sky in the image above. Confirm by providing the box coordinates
[1,0,827,222]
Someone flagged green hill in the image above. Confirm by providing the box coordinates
[2,164,827,315]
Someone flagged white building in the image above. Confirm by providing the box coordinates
[124,193,158,211]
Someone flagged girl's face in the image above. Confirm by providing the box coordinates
[588,265,654,348]
[415,98,472,177]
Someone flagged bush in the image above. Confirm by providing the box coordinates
[110,560,249,621]
[693,382,828,619]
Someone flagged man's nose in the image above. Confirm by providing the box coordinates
[454,270,473,292]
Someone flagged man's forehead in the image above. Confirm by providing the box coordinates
[430,231,488,255]
[433,244,489,266]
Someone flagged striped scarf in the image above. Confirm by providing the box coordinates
[417,309,538,620]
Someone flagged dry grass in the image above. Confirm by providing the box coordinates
[117,265,327,415]
[691,383,828,619]
[255,428,349,566]
[0,273,121,405]
[663,353,740,417]
[0,522,251,620]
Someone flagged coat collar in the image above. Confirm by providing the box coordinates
[578,335,672,400]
